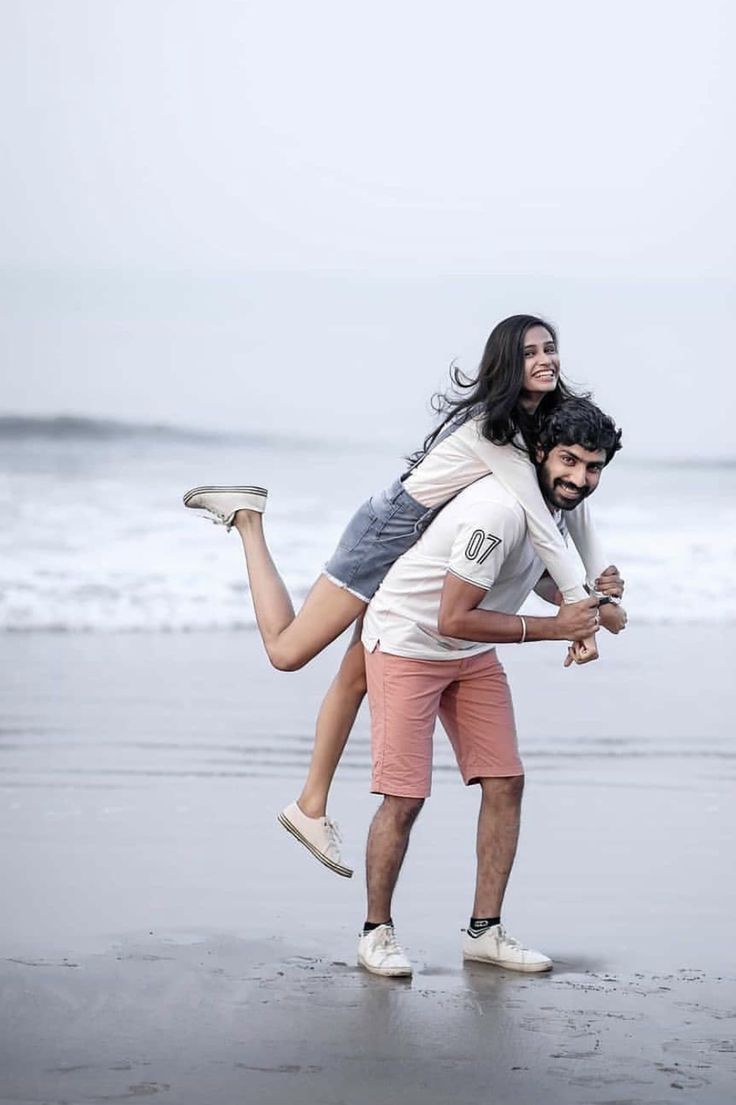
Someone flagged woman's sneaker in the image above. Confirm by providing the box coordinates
[277,801,353,878]
[182,486,268,529]
[462,923,552,973]
[358,925,413,977]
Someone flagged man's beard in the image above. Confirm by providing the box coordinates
[540,473,592,511]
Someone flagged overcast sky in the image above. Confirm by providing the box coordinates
[1,0,734,456]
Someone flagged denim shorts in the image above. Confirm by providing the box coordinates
[323,478,438,603]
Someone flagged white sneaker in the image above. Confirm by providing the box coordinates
[277,801,353,878]
[358,925,413,977]
[462,923,552,973]
[182,485,268,529]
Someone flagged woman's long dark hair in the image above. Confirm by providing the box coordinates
[409,314,583,464]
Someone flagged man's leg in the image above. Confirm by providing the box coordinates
[357,794,423,977]
[472,775,524,918]
[365,795,424,925]
[359,647,451,977]
[438,651,552,972]
[463,773,550,972]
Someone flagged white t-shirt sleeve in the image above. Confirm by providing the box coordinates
[564,497,609,590]
[447,503,522,593]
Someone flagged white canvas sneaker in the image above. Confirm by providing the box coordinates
[277,801,353,878]
[462,923,552,973]
[358,925,413,977]
[182,485,268,529]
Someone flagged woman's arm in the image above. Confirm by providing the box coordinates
[469,432,589,603]
[565,497,609,590]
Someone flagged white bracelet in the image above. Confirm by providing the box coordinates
[518,615,527,644]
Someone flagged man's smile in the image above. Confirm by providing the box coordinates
[552,479,587,504]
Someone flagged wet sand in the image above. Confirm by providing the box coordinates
[0,628,734,1104]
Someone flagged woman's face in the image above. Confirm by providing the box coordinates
[521,326,560,399]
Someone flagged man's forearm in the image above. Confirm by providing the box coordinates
[439,607,565,644]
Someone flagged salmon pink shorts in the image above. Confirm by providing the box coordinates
[365,647,523,798]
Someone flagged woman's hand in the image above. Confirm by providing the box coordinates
[563,636,599,667]
[600,603,628,635]
[595,565,625,598]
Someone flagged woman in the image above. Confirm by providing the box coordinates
[183,315,620,876]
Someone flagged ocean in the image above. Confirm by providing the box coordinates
[1,416,733,632]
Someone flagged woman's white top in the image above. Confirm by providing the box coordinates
[402,416,606,603]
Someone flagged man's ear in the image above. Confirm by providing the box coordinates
[535,447,544,465]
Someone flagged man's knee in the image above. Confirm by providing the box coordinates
[481,774,525,803]
[382,794,425,827]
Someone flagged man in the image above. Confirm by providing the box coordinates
[357,398,625,978]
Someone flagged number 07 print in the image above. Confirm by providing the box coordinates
[464,529,502,564]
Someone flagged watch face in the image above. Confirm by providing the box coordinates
[587,592,614,609]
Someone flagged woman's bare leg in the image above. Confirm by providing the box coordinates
[297,619,367,818]
[232,510,366,671]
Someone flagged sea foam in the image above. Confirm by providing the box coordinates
[1,419,733,631]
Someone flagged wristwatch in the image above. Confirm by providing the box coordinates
[592,592,620,607]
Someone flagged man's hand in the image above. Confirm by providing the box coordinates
[563,636,599,667]
[599,602,628,635]
[595,564,624,598]
[553,597,600,641]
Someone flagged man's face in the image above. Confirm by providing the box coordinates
[536,443,607,511]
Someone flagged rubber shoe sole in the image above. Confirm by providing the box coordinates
[277,811,353,878]
[357,952,412,978]
[463,949,552,973]
[183,485,268,507]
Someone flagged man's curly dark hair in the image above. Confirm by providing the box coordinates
[536,398,622,465]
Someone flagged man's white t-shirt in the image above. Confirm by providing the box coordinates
[362,474,565,662]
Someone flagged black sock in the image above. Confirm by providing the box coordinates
[468,916,500,936]
[363,919,392,933]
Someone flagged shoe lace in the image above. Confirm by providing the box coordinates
[376,926,402,955]
[324,817,343,852]
[497,925,521,949]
